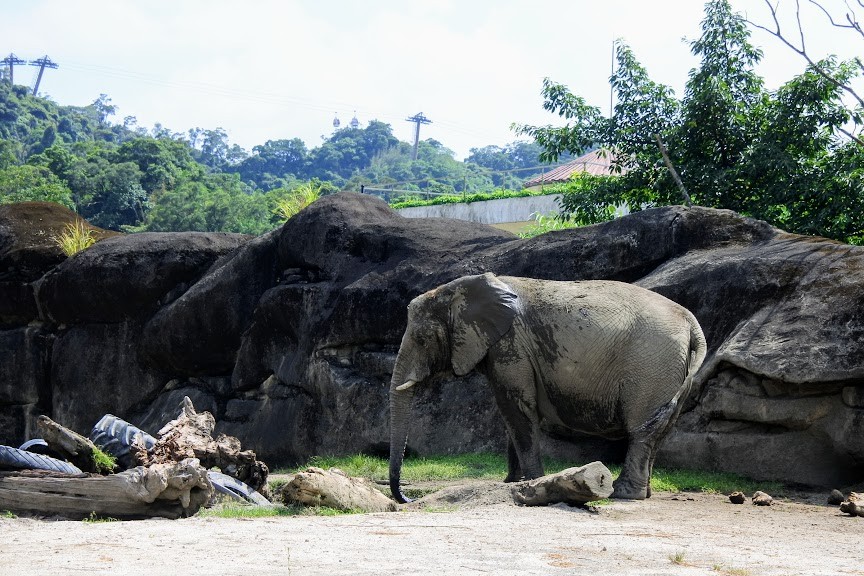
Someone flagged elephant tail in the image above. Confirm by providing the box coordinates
[673,313,707,410]
[685,313,707,382]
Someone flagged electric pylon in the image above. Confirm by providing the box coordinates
[405,112,432,160]
[2,53,26,85]
[29,55,58,96]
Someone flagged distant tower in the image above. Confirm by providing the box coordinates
[333,113,341,129]
[405,112,432,160]
[29,55,58,96]
[1,54,26,85]
[350,111,359,129]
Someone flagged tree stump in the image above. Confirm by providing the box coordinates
[138,397,268,493]
[280,467,396,512]
[511,462,614,506]
[0,458,212,519]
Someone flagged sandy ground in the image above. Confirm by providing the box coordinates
[1,483,861,576]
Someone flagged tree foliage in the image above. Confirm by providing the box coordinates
[514,0,864,243]
[0,69,559,233]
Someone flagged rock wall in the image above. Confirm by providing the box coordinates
[1,195,863,487]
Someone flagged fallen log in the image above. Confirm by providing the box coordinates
[138,397,268,494]
[840,492,863,517]
[36,415,114,474]
[0,458,212,519]
[511,462,614,506]
[280,467,396,512]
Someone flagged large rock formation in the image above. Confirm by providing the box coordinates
[1,193,862,487]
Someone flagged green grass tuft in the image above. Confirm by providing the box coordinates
[272,181,322,221]
[1,510,16,519]
[53,219,96,256]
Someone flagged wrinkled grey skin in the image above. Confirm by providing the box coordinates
[389,273,706,503]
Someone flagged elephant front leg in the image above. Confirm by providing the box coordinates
[504,438,522,483]
[492,387,544,482]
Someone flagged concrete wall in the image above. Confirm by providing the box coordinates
[396,194,561,233]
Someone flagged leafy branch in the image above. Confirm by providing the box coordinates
[747,0,864,146]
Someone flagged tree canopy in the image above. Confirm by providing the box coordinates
[514,0,864,243]
[0,79,543,233]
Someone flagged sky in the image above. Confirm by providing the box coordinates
[1,1,859,160]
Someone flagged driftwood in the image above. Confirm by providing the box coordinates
[137,397,268,493]
[0,458,212,519]
[840,492,864,517]
[511,462,614,506]
[280,467,396,512]
[35,415,112,474]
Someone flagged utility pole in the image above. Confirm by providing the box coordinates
[2,53,26,85]
[405,112,432,160]
[29,55,58,96]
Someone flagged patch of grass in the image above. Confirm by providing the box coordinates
[82,511,118,523]
[279,454,784,500]
[1,510,16,519]
[518,212,581,238]
[53,219,96,256]
[293,453,574,483]
[199,502,360,518]
[91,446,117,474]
[651,467,785,497]
[669,551,687,565]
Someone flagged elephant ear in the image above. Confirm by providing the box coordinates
[449,273,518,376]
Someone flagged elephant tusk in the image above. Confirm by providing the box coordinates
[395,379,417,391]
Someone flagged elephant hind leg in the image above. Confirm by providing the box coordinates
[612,438,657,500]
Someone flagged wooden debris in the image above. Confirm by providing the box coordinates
[35,415,113,474]
[280,467,396,512]
[839,492,863,517]
[510,462,614,506]
[138,397,268,493]
[752,491,774,506]
[728,491,746,504]
[0,458,212,519]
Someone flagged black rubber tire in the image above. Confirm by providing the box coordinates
[0,444,82,474]
[19,438,49,452]
[89,414,156,470]
[208,471,272,506]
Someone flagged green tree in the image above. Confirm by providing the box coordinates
[0,164,74,207]
[513,0,864,242]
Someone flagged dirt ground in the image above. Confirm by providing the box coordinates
[1,481,861,576]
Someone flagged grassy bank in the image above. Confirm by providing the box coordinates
[280,453,785,497]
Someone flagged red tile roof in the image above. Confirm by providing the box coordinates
[523,149,617,188]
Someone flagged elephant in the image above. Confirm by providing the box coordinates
[389,272,707,503]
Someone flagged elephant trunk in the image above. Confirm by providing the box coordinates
[389,380,417,504]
